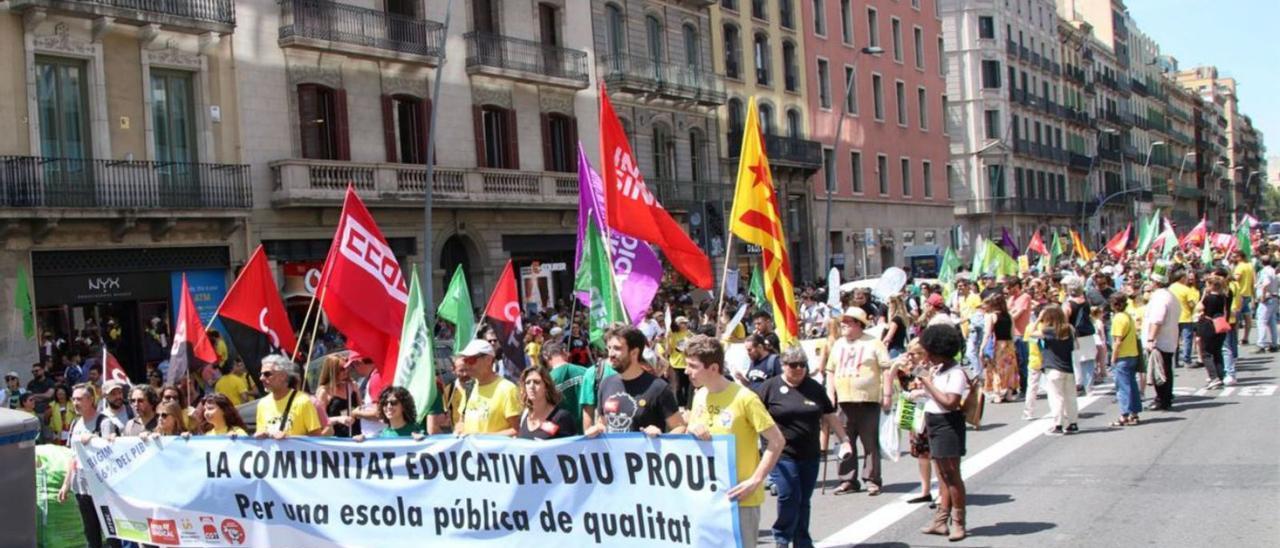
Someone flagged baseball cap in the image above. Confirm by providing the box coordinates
[675,316,690,324]
[927,293,944,307]
[4,371,18,380]
[460,339,496,357]
[103,380,127,393]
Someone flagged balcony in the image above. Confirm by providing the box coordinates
[0,156,251,215]
[464,32,589,89]
[1069,152,1093,171]
[598,54,726,105]
[1006,40,1018,56]
[278,0,445,64]
[1098,147,1122,162]
[1018,45,1030,61]
[1130,79,1149,96]
[1173,184,1202,200]
[270,159,580,209]
[964,197,1083,217]
[10,0,234,33]
[726,133,823,171]
[649,179,727,212]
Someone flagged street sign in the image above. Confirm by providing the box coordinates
[864,228,876,246]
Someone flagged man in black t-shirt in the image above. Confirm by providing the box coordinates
[585,326,685,436]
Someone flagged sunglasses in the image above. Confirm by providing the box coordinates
[159,413,172,418]
[384,399,401,406]
[130,398,148,403]
[783,362,808,369]
[260,370,278,378]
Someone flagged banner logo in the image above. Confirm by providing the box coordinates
[339,216,409,304]
[220,519,246,545]
[611,148,655,206]
[148,518,180,545]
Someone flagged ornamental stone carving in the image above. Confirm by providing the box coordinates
[539,91,574,115]
[472,85,512,108]
[33,23,94,55]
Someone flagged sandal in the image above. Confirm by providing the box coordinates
[1108,417,1129,428]
[832,481,860,495]
[867,483,881,496]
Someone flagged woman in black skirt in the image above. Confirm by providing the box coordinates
[910,324,969,542]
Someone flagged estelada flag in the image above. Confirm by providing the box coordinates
[1104,223,1131,258]
[103,347,130,386]
[599,83,713,288]
[1069,229,1094,262]
[166,274,219,385]
[317,187,408,399]
[483,260,526,379]
[215,245,298,375]
[1027,230,1048,256]
[728,97,799,349]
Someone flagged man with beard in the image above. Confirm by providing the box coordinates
[99,380,133,431]
[585,326,685,436]
[122,385,160,436]
[58,384,122,548]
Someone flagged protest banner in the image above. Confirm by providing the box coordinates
[75,433,740,547]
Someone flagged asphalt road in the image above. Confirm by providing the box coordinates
[756,351,1280,547]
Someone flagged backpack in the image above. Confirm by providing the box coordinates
[961,369,984,430]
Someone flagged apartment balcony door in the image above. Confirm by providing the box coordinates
[538,3,564,78]
[35,56,92,207]
[151,70,199,207]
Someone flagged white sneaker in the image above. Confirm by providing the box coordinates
[1021,410,1036,421]
[1207,379,1224,389]
[1224,376,1238,386]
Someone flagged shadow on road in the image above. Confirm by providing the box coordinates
[852,543,911,548]
[1131,416,1186,425]
[964,493,1014,506]
[1173,400,1239,411]
[966,521,1056,537]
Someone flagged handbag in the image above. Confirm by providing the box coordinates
[1212,315,1231,334]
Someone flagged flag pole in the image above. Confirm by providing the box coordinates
[291,288,319,360]
[422,0,453,325]
[589,208,631,323]
[715,232,736,329]
[301,286,330,391]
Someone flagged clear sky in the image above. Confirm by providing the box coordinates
[1125,0,1276,158]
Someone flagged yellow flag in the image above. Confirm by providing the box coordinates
[729,98,798,348]
[1070,229,1094,261]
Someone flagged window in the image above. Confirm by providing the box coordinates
[780,0,794,29]
[913,27,924,69]
[298,84,349,160]
[866,8,879,47]
[917,87,928,129]
[652,123,675,179]
[690,129,707,181]
[684,24,701,69]
[844,66,858,113]
[850,151,863,192]
[151,70,197,165]
[475,105,517,168]
[722,0,736,11]
[981,60,1001,88]
[758,103,774,135]
[728,98,745,133]
[783,41,799,91]
[812,0,826,36]
[938,36,946,76]
[891,18,902,62]
[941,93,948,133]
[984,109,1000,139]
[901,158,911,196]
[877,154,888,194]
[987,164,1005,198]
[752,0,766,20]
[724,24,741,79]
[646,16,664,64]
[382,94,430,164]
[605,4,625,59]
[817,59,831,108]
[786,108,802,139]
[923,161,933,198]
[841,0,853,44]
[978,16,995,39]
[753,33,771,85]
[823,148,836,193]
[872,74,884,120]
[895,81,907,125]
[542,112,577,172]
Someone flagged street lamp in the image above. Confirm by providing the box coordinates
[824,46,884,275]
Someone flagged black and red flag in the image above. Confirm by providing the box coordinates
[215,245,298,376]
[166,274,219,385]
[483,260,526,379]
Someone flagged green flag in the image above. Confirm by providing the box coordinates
[971,235,987,275]
[15,267,34,340]
[1136,209,1161,255]
[575,217,627,347]
[437,265,475,355]
[986,241,1019,277]
[1160,221,1178,260]
[749,264,768,310]
[939,247,960,283]
[1236,222,1253,260]
[1201,236,1214,267]
[393,266,436,423]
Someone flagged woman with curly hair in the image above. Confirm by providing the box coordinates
[911,324,970,541]
[516,367,576,439]
[355,387,423,440]
[980,294,1019,403]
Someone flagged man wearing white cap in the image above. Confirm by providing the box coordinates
[457,339,521,436]
[99,379,133,432]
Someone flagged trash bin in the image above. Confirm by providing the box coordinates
[0,408,40,548]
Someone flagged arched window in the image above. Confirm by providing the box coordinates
[605,4,625,59]
[683,24,701,69]
[652,122,675,179]
[758,103,774,135]
[646,15,664,65]
[689,128,706,182]
[753,32,771,85]
[723,24,741,79]
[728,98,745,134]
[786,108,802,139]
[782,40,798,91]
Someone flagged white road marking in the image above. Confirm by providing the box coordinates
[817,394,1103,547]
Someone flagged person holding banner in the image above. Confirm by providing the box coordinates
[58,383,123,548]
[253,355,322,438]
[199,393,249,436]
[456,340,521,437]
[516,367,576,440]
[585,326,685,436]
[352,386,424,440]
[683,334,785,548]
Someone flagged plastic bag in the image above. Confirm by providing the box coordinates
[894,393,925,433]
[879,409,901,462]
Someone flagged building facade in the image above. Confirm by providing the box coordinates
[804,0,952,278]
[1174,66,1267,227]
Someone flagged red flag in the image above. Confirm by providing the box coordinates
[483,260,526,378]
[599,84,713,288]
[1105,223,1132,258]
[1027,230,1048,256]
[1179,218,1208,248]
[103,348,130,386]
[317,187,408,399]
[216,245,298,373]
[167,274,219,385]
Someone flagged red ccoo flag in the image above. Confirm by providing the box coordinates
[317,187,408,399]
[1104,223,1132,258]
[103,347,130,386]
[215,245,298,375]
[483,260,526,379]
[167,274,219,385]
[1027,230,1048,256]
[599,84,713,288]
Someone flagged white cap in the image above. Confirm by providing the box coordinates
[459,339,496,357]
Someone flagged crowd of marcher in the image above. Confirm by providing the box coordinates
[16,234,1277,548]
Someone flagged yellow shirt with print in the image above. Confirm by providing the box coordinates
[525,342,543,369]
[1023,320,1043,370]
[1235,261,1256,298]
[215,372,250,406]
[255,390,322,436]
[668,330,689,370]
[687,383,776,508]
[824,334,891,403]
[461,377,521,434]
[1169,282,1200,324]
[1110,311,1139,359]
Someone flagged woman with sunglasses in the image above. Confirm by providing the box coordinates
[140,401,188,440]
[516,367,575,440]
[159,384,197,431]
[354,386,423,441]
[201,393,249,436]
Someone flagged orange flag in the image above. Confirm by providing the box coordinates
[1104,223,1132,258]
[729,98,798,349]
[1070,229,1094,262]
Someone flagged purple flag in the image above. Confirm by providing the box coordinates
[575,143,661,324]
[1000,227,1021,257]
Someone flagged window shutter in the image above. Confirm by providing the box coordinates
[567,116,578,169]
[381,94,398,163]
[540,112,553,172]
[297,84,320,159]
[473,105,486,167]
[333,88,351,161]
[504,108,520,169]
[419,98,433,164]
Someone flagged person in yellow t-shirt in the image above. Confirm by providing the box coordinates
[524,326,545,369]
[215,358,252,406]
[683,334,784,548]
[1108,293,1143,425]
[667,317,692,407]
[1021,312,1045,420]
[1233,251,1256,344]
[1168,269,1201,367]
[253,355,322,438]
[457,340,521,436]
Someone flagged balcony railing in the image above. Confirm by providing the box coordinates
[1069,152,1093,171]
[279,0,445,60]
[1006,40,1018,56]
[964,197,1083,217]
[726,132,823,169]
[11,0,235,30]
[0,156,251,210]
[598,54,726,105]
[464,31,589,88]
[648,179,727,211]
[270,159,579,209]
